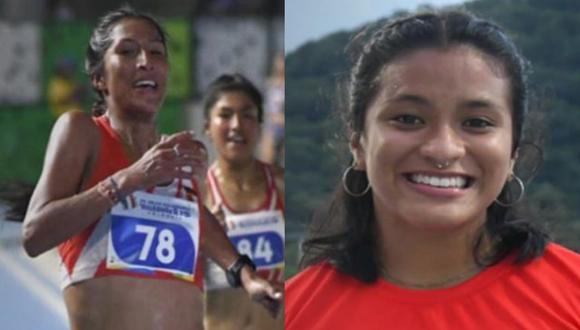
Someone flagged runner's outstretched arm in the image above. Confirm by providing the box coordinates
[201,205,283,317]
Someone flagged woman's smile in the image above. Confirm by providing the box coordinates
[226,132,248,146]
[402,171,474,198]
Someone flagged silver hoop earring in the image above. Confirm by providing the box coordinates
[342,165,371,197]
[494,174,525,207]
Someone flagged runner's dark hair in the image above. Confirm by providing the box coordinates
[203,73,264,123]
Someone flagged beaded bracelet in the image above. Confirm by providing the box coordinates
[109,177,128,208]
[96,177,128,208]
[96,179,118,207]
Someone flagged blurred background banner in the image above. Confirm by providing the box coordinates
[0,0,283,329]
[195,17,269,93]
[192,16,284,92]
[285,0,580,278]
[0,22,41,104]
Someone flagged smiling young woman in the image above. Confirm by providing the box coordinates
[285,10,580,329]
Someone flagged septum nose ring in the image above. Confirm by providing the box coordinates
[434,160,452,169]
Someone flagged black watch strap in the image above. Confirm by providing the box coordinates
[226,254,256,288]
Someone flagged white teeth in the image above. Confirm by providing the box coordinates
[429,177,439,186]
[449,178,457,186]
[410,174,467,188]
[134,80,157,88]
[228,135,244,143]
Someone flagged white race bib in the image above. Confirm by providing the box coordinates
[205,210,284,290]
[227,210,284,270]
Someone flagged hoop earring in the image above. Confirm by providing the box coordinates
[342,165,371,197]
[494,174,525,207]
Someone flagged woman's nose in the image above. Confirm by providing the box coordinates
[419,124,466,166]
[137,50,153,70]
[230,113,241,128]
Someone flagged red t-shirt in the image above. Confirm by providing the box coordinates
[285,244,580,329]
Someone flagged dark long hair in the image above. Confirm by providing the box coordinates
[301,10,549,283]
[0,182,34,222]
[86,6,168,116]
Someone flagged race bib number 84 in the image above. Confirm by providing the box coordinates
[107,191,200,280]
[227,210,284,270]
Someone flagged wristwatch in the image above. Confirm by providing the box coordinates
[226,254,256,288]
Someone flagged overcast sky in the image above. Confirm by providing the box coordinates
[286,0,469,53]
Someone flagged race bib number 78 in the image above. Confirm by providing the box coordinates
[107,191,200,281]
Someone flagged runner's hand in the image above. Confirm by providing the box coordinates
[117,131,208,192]
[240,266,283,318]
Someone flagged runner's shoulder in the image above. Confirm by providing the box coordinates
[52,110,99,145]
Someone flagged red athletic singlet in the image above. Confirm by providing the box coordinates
[206,161,284,283]
[58,115,204,289]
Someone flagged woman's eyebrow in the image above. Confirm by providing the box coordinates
[117,38,164,45]
[459,99,504,114]
[389,93,431,106]
[117,38,138,45]
[390,94,504,111]
[242,106,258,112]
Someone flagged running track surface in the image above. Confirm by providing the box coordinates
[0,217,68,330]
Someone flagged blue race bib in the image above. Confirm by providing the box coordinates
[107,191,200,281]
